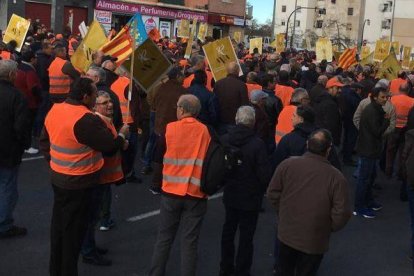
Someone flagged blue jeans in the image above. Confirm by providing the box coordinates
[81,185,105,256]
[143,111,156,167]
[355,157,377,210]
[0,166,19,233]
[407,185,414,267]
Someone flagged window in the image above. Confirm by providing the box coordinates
[346,23,352,31]
[296,20,300,27]
[381,19,391,29]
[348,8,354,15]
[316,20,323,28]
[331,0,336,3]
[281,20,286,26]
[282,5,286,12]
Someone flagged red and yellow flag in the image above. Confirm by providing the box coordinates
[100,27,133,66]
[338,47,357,70]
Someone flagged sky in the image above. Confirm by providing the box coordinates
[250,0,274,24]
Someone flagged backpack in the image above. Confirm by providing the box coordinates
[201,127,243,195]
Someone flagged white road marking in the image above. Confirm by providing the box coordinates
[22,156,44,161]
[126,192,223,222]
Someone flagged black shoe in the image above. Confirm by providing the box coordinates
[96,247,108,255]
[141,166,153,175]
[82,254,112,266]
[0,226,27,239]
[126,175,142,183]
[149,187,162,195]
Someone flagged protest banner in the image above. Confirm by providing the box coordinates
[177,19,190,38]
[203,36,242,82]
[184,19,197,59]
[3,14,31,52]
[249,37,262,54]
[360,46,371,60]
[197,23,208,43]
[376,52,401,80]
[316,37,333,62]
[373,40,391,62]
[402,46,412,70]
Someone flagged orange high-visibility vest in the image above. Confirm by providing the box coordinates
[275,84,294,107]
[0,50,11,60]
[391,94,414,128]
[389,78,407,96]
[48,57,71,96]
[183,70,214,92]
[68,38,78,56]
[162,117,211,199]
[110,76,134,124]
[275,105,296,144]
[45,102,104,175]
[96,113,124,184]
[246,83,263,99]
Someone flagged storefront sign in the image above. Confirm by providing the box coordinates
[234,18,245,26]
[96,0,207,22]
[220,15,234,25]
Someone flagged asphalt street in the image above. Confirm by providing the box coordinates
[0,152,413,276]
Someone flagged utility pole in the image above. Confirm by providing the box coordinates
[271,0,277,39]
[290,0,298,48]
[390,0,396,41]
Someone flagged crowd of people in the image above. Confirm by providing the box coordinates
[1,19,414,276]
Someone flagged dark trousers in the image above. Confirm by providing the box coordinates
[100,185,112,225]
[49,184,92,276]
[342,121,358,162]
[150,195,207,276]
[122,131,138,177]
[355,157,377,210]
[279,242,323,276]
[143,112,156,167]
[386,128,406,176]
[407,185,414,269]
[81,185,106,256]
[220,206,259,276]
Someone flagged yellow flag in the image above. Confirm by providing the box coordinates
[373,40,391,62]
[203,36,242,82]
[360,51,374,66]
[360,46,371,60]
[402,46,412,69]
[391,41,400,54]
[233,31,242,44]
[3,14,31,52]
[177,20,190,38]
[273,33,285,53]
[376,52,401,80]
[71,21,107,73]
[184,19,197,59]
[124,39,172,92]
[249,37,262,54]
[197,23,208,43]
[316,38,333,62]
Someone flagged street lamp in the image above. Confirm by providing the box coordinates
[360,19,370,50]
[285,7,326,48]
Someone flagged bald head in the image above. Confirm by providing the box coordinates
[317,75,328,87]
[177,94,201,119]
[226,61,239,76]
[307,129,332,156]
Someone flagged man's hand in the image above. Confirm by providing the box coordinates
[119,124,130,137]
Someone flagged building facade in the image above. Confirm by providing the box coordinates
[1,0,247,41]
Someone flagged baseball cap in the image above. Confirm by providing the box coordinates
[326,77,344,89]
[250,90,268,103]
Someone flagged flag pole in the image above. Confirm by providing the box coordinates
[126,16,136,123]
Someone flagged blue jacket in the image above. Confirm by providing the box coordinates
[188,83,219,126]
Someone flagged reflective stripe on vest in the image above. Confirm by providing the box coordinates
[48,57,71,95]
[162,117,211,198]
[275,105,296,144]
[45,102,104,175]
[96,113,124,184]
[111,76,133,124]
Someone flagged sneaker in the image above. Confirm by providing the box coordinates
[99,219,115,231]
[141,166,153,175]
[149,187,162,195]
[368,202,383,211]
[82,253,112,266]
[25,147,39,154]
[353,208,376,218]
[0,225,27,239]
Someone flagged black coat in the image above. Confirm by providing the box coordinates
[274,122,341,170]
[300,69,319,91]
[263,88,283,132]
[222,125,272,211]
[309,83,327,104]
[356,100,390,159]
[340,86,362,124]
[188,83,219,126]
[0,80,32,167]
[313,92,342,146]
[35,50,52,91]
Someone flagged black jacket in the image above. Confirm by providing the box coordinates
[313,92,342,146]
[356,100,390,159]
[222,125,272,211]
[300,69,319,91]
[339,86,362,124]
[309,83,327,104]
[263,88,283,134]
[35,50,52,91]
[0,80,32,167]
[274,122,341,170]
[359,77,375,99]
[188,83,219,126]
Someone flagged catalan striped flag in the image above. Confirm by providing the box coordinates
[100,27,133,66]
[338,47,357,70]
